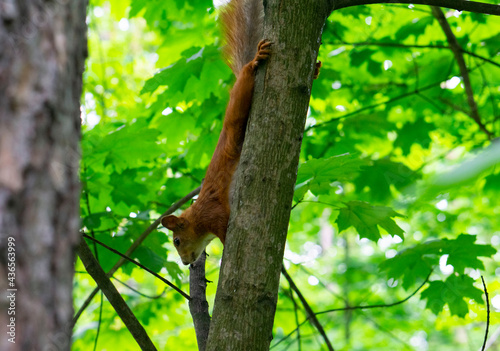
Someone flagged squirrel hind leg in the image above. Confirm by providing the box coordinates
[251,39,272,68]
[313,61,322,80]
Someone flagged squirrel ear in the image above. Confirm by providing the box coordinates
[161,215,188,230]
[161,215,180,230]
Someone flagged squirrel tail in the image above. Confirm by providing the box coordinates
[220,0,264,76]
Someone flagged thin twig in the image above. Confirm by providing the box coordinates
[81,233,190,300]
[325,40,500,69]
[281,267,335,351]
[112,278,168,299]
[307,80,438,131]
[417,92,446,114]
[316,270,432,315]
[480,276,490,351]
[364,314,414,350]
[271,319,309,349]
[288,285,302,351]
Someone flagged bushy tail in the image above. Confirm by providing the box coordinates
[220,0,264,76]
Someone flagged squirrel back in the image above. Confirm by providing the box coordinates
[220,0,264,76]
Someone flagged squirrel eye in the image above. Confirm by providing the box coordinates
[174,238,180,247]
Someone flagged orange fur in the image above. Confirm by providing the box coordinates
[161,1,269,265]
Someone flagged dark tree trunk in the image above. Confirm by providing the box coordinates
[0,1,87,350]
[205,0,333,350]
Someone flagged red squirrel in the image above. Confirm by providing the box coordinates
[161,0,321,265]
[161,0,269,265]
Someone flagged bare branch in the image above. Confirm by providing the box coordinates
[281,267,335,351]
[77,239,158,351]
[189,252,211,351]
[431,6,493,138]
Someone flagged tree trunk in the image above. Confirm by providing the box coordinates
[205,1,333,350]
[0,1,87,350]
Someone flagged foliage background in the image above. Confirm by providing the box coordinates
[74,0,500,350]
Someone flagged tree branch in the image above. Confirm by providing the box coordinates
[77,239,158,351]
[332,0,500,16]
[72,186,200,326]
[281,267,335,351]
[189,252,211,351]
[431,6,493,139]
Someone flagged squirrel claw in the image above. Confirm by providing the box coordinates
[258,39,272,51]
[252,39,272,67]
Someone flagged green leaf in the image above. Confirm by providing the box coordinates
[349,48,383,76]
[420,274,484,317]
[88,120,164,173]
[380,235,496,289]
[336,201,404,241]
[394,16,434,41]
[354,158,417,202]
[350,48,375,67]
[443,234,497,274]
[367,58,382,76]
[82,212,119,231]
[142,45,231,105]
[165,261,183,287]
[141,48,203,95]
[109,169,149,210]
[132,246,166,273]
[484,172,500,192]
[394,118,435,155]
[295,153,369,198]
[482,33,500,56]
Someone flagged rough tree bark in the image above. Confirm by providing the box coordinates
[0,1,87,350]
[205,1,333,350]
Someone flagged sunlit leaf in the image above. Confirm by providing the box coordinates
[336,201,404,241]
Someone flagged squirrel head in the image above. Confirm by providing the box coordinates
[161,214,214,265]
